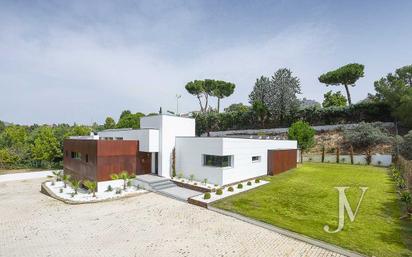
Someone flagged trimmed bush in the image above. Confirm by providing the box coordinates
[204,192,211,199]
[216,188,223,195]
[237,183,243,189]
[115,188,122,194]
[228,186,234,192]
[255,178,260,183]
[106,185,113,192]
[247,181,252,186]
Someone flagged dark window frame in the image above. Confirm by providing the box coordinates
[203,154,232,168]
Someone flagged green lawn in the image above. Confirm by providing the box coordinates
[212,163,412,257]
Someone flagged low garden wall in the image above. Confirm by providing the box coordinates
[303,154,392,166]
[396,155,412,190]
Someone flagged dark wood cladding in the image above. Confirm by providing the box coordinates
[64,139,139,182]
[267,149,297,175]
[136,152,151,175]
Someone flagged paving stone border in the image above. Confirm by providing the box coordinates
[40,181,149,205]
[207,206,366,257]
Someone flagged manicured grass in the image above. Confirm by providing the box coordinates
[212,163,412,257]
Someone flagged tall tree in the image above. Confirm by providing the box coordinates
[319,63,364,105]
[0,121,5,133]
[211,80,236,112]
[268,68,301,123]
[185,80,207,112]
[322,90,347,108]
[104,117,116,129]
[374,64,412,126]
[249,76,271,105]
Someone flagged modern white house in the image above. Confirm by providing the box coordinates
[64,114,297,190]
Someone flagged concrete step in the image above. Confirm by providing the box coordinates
[151,180,177,191]
[153,183,176,190]
[150,180,174,187]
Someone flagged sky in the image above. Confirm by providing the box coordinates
[1,0,412,125]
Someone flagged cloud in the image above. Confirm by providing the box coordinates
[0,1,344,125]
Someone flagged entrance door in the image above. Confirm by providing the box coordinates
[136,152,151,175]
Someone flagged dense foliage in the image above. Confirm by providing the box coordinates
[322,90,347,108]
[0,124,91,169]
[288,121,315,162]
[374,64,412,127]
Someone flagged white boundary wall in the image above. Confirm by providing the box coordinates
[176,137,297,185]
[303,154,392,166]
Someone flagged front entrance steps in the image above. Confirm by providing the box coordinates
[134,174,202,201]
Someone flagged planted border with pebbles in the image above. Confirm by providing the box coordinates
[42,180,147,204]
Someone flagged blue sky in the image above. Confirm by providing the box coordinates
[1,0,411,125]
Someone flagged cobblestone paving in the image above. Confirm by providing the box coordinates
[0,179,345,257]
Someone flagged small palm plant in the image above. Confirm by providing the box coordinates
[203,178,208,185]
[62,174,71,188]
[52,170,62,184]
[84,180,97,197]
[189,174,195,182]
[70,178,82,195]
[111,171,132,190]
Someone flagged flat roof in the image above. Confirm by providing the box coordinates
[99,128,158,132]
[175,136,291,141]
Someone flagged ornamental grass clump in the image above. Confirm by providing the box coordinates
[204,192,211,199]
[216,188,223,195]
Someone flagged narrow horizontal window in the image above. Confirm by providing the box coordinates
[115,137,123,140]
[252,156,261,162]
[203,155,232,167]
[71,152,81,160]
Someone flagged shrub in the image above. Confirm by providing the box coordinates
[203,178,208,185]
[106,185,113,192]
[255,178,260,183]
[397,177,407,190]
[51,181,55,186]
[247,181,252,186]
[400,191,411,204]
[177,172,183,179]
[127,180,132,187]
[228,186,234,192]
[189,174,195,182]
[237,183,243,189]
[115,188,122,194]
[204,192,211,199]
[70,192,75,198]
[216,188,223,195]
[59,188,63,193]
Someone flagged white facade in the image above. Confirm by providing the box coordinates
[175,137,297,185]
[98,128,159,152]
[140,115,195,178]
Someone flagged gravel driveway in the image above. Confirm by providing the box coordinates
[0,179,344,257]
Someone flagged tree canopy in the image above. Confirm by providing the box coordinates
[116,112,145,129]
[185,79,235,113]
[374,64,412,126]
[224,103,250,113]
[104,117,116,129]
[322,90,347,108]
[288,121,315,162]
[319,63,364,105]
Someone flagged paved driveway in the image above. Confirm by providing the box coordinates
[0,179,344,257]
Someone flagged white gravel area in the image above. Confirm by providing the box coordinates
[0,170,54,182]
[0,178,345,257]
[45,181,146,202]
[192,180,269,203]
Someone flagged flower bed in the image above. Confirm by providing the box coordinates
[190,179,268,205]
[171,177,218,192]
[42,180,146,204]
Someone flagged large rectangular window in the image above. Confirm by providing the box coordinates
[203,155,232,167]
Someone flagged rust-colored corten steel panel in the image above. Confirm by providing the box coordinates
[63,139,139,182]
[63,139,98,181]
[136,152,151,175]
[267,149,297,175]
[96,140,139,181]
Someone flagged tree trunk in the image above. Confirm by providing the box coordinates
[197,95,204,112]
[204,93,209,112]
[300,150,303,163]
[344,84,352,105]
[349,145,354,164]
[217,98,221,113]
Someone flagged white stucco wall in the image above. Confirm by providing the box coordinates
[176,137,297,185]
[98,129,159,152]
[141,115,195,178]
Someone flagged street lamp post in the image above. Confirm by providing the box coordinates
[176,94,181,115]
